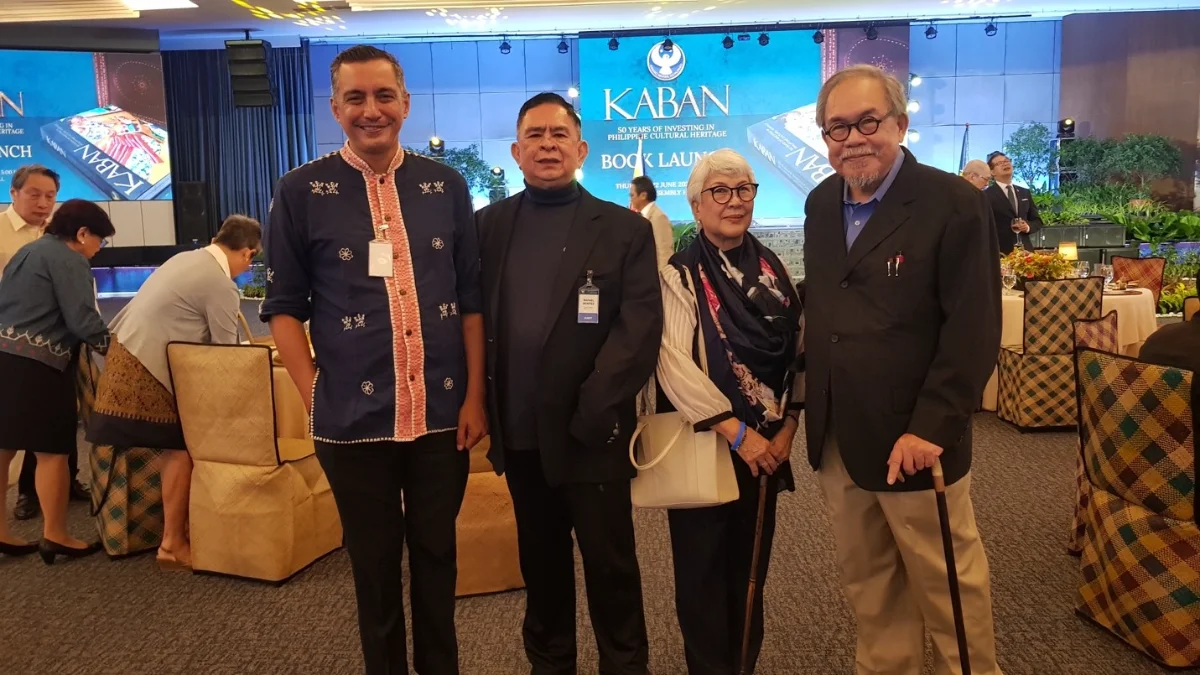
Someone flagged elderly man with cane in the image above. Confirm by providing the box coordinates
[802,64,1003,675]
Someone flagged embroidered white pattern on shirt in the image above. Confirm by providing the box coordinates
[354,314,366,328]
[342,316,354,331]
[451,302,458,316]
[432,237,444,250]
[339,248,353,261]
[443,378,454,390]
[439,303,449,319]
[361,381,376,395]
[433,181,445,193]
[420,182,433,194]
[266,268,275,283]
[311,181,339,195]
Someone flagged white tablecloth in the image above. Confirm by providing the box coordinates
[981,287,1159,411]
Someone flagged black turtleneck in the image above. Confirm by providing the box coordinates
[499,181,582,450]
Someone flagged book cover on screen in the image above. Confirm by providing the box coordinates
[40,105,171,201]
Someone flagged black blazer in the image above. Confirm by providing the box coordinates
[1138,319,1200,375]
[476,187,663,486]
[802,148,1002,492]
[985,182,1044,254]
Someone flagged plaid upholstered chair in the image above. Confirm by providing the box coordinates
[1067,312,1119,556]
[1185,296,1199,322]
[1111,256,1166,305]
[168,342,342,582]
[997,277,1103,430]
[1074,348,1199,668]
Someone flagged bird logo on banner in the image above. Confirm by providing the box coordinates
[647,41,686,81]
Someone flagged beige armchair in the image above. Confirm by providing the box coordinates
[167,342,341,582]
[456,436,524,597]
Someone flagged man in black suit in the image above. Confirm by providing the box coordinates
[1139,313,1200,374]
[476,92,661,675]
[985,151,1043,253]
[804,65,1004,674]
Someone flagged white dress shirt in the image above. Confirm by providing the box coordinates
[0,206,44,280]
[640,201,676,271]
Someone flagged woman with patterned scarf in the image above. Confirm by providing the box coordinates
[656,149,804,674]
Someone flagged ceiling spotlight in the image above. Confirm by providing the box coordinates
[908,130,921,143]
[499,39,511,55]
[557,37,569,54]
[490,166,504,178]
[608,36,619,51]
[910,74,923,87]
[567,86,579,99]
[812,30,824,45]
[758,32,769,46]
[1058,118,1076,138]
[985,21,997,37]
[907,100,920,113]
[865,25,878,41]
[429,136,445,157]
[722,34,734,49]
[662,37,674,53]
[925,23,937,40]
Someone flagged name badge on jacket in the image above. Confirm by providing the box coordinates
[369,239,393,278]
[578,270,600,324]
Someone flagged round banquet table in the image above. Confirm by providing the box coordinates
[980,287,1159,412]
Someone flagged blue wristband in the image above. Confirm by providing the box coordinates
[731,421,747,452]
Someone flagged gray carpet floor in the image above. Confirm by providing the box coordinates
[0,412,1178,675]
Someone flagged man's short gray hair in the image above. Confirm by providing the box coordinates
[11,164,60,192]
[815,65,907,129]
[961,159,991,180]
[687,149,756,205]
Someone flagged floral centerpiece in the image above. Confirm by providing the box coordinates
[1001,249,1076,290]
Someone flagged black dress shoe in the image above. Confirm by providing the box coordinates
[69,479,90,502]
[38,539,102,565]
[13,494,39,521]
[0,540,39,556]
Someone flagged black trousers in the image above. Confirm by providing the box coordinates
[17,448,80,497]
[667,456,781,675]
[316,432,470,675]
[504,449,649,675]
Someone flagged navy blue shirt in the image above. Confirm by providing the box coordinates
[261,147,482,444]
[842,151,905,251]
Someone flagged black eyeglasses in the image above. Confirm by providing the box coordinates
[702,183,759,205]
[822,113,893,142]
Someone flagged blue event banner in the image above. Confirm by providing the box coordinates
[0,49,170,202]
[579,33,828,222]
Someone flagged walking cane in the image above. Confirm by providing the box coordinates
[738,472,770,675]
[932,458,971,675]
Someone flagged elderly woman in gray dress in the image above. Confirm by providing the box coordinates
[87,215,261,569]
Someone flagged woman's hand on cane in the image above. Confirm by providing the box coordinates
[737,429,777,477]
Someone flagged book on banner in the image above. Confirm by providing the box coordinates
[40,105,171,201]
[745,103,834,202]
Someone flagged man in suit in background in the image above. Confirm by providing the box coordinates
[629,175,675,269]
[476,92,662,675]
[961,159,992,190]
[1139,311,1200,374]
[804,65,1004,674]
[986,151,1043,253]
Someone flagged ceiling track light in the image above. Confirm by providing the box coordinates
[608,35,619,51]
[865,25,878,41]
[662,36,674,53]
[925,23,937,40]
[722,34,734,49]
[757,32,769,46]
[984,20,998,37]
[812,29,824,45]
[499,38,511,54]
[557,36,569,53]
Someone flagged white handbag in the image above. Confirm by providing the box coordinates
[629,267,740,509]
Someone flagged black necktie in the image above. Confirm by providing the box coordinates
[1006,184,1018,214]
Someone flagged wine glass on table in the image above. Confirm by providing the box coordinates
[1075,261,1090,278]
[1001,264,1017,294]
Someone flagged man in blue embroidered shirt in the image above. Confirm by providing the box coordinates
[262,45,486,675]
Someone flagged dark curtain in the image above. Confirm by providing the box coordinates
[164,43,315,239]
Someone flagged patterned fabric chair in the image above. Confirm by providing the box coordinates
[1067,312,1120,556]
[997,277,1103,430]
[168,342,342,582]
[1074,348,1199,668]
[1111,256,1167,305]
[1185,296,1199,322]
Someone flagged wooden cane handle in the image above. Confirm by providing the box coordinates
[931,457,946,492]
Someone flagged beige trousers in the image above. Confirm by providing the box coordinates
[818,442,1002,675]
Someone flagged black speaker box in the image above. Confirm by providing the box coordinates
[225,39,274,107]
[176,181,210,247]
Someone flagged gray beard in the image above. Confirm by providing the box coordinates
[844,172,883,190]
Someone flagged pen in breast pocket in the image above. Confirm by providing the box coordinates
[894,251,904,277]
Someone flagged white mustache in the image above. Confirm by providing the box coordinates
[840,148,876,161]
